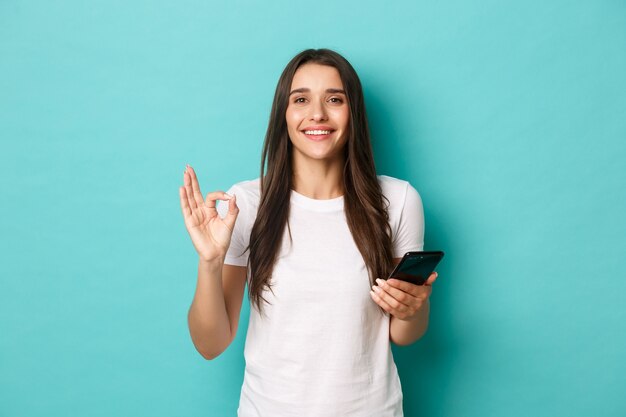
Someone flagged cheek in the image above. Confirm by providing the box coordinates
[286,108,303,131]
[334,108,350,130]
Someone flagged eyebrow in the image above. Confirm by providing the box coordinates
[289,88,346,96]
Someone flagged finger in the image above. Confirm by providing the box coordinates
[371,283,410,313]
[187,165,206,208]
[370,289,394,315]
[385,278,423,296]
[183,170,197,210]
[204,191,232,209]
[375,278,418,306]
[179,186,192,217]
[424,272,439,286]
[387,279,432,301]
[222,194,239,231]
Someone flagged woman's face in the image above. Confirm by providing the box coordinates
[285,63,350,166]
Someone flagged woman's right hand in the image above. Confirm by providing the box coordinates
[179,165,239,263]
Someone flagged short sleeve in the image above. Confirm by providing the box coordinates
[216,184,250,266]
[392,183,425,257]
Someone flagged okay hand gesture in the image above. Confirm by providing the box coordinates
[179,165,239,263]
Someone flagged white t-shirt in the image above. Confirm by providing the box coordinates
[216,175,424,417]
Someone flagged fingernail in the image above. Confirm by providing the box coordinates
[375,278,385,286]
[224,193,232,199]
[372,285,381,293]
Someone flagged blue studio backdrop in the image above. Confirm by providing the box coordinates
[1,1,625,416]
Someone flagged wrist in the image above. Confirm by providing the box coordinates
[399,298,430,322]
[198,257,225,272]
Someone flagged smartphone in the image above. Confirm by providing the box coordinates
[388,251,445,285]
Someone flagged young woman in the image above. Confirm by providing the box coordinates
[179,49,437,417]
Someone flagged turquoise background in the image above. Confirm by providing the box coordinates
[1,1,625,416]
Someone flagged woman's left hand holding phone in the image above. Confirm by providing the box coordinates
[370,273,438,321]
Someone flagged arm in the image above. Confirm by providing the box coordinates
[370,258,438,346]
[180,165,246,359]
[375,182,432,345]
[188,262,247,359]
[389,293,430,346]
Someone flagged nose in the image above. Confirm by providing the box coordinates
[309,98,328,121]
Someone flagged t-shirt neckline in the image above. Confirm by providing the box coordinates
[290,189,344,212]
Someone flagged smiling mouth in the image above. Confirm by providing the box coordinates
[302,129,333,135]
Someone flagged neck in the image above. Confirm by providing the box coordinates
[291,154,345,200]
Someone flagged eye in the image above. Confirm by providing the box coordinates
[328,97,344,104]
[293,97,307,104]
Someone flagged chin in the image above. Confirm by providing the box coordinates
[291,139,346,164]
[305,150,343,162]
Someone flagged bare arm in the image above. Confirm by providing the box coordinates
[389,297,430,346]
[179,165,246,359]
[188,262,247,359]
[370,257,437,346]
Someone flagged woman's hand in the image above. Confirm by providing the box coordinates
[369,273,438,321]
[179,165,239,263]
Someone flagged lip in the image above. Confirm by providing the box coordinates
[301,125,334,131]
[300,125,336,141]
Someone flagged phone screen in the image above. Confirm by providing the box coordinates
[389,251,444,285]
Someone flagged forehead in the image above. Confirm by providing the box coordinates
[290,63,344,90]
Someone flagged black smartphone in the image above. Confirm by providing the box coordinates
[388,251,445,285]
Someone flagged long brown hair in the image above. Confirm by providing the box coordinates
[248,49,394,311]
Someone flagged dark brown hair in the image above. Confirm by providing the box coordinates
[248,48,394,311]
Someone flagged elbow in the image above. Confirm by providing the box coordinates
[196,345,226,361]
[391,335,419,347]
[189,333,229,360]
[190,328,233,360]
[392,337,414,347]
[200,350,220,361]
[188,316,232,360]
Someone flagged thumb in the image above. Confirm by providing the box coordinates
[222,193,239,231]
[424,272,438,286]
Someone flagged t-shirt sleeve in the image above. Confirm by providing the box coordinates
[215,185,250,267]
[392,183,425,257]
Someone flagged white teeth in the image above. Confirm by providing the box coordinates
[304,130,331,135]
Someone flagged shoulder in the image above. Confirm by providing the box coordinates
[228,177,260,194]
[217,178,261,218]
[377,175,421,207]
[378,176,425,253]
[228,177,261,202]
